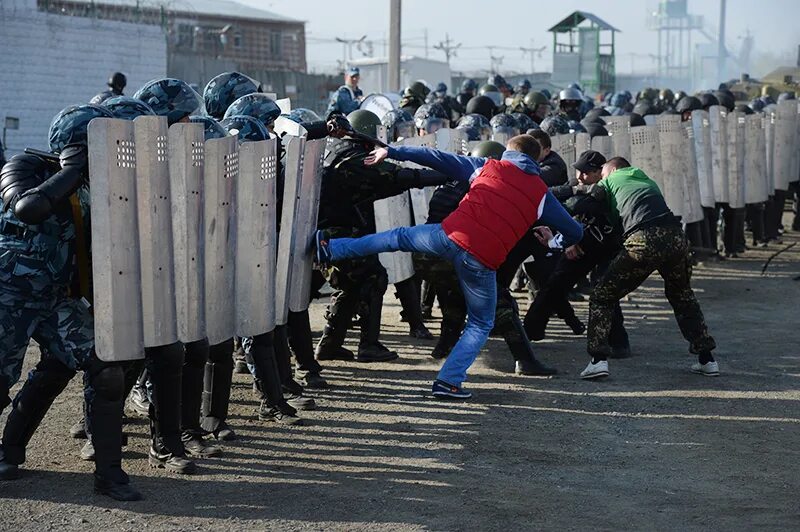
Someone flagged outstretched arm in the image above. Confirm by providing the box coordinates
[366,145,485,182]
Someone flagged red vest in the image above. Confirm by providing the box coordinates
[441,159,548,270]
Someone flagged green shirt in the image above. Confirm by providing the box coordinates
[597,167,679,236]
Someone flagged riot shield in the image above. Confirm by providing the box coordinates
[708,106,729,204]
[574,132,591,162]
[169,122,207,343]
[133,116,178,348]
[590,135,614,160]
[726,111,746,209]
[88,118,145,361]
[773,100,797,191]
[551,133,576,171]
[360,93,397,120]
[492,131,512,145]
[629,125,663,192]
[436,127,469,154]
[373,192,415,284]
[656,115,686,217]
[691,110,715,208]
[765,109,776,193]
[274,136,303,325]
[744,114,768,204]
[681,124,704,223]
[234,139,278,337]
[604,116,631,161]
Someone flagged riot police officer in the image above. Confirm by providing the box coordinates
[399,81,431,115]
[326,67,363,117]
[89,72,127,105]
[456,79,478,108]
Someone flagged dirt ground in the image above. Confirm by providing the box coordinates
[1,222,799,531]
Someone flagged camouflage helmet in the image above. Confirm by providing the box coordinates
[460,79,478,93]
[287,108,322,124]
[203,71,260,120]
[470,140,506,160]
[101,96,155,120]
[381,108,415,141]
[189,115,228,140]
[456,125,481,141]
[134,78,205,125]
[568,120,586,133]
[220,115,271,143]
[524,91,549,110]
[405,81,430,99]
[48,104,114,153]
[223,93,281,130]
[414,102,449,132]
[510,112,535,132]
[457,113,492,140]
[539,115,570,136]
[490,113,518,131]
[347,109,382,139]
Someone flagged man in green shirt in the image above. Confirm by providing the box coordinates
[572,154,718,380]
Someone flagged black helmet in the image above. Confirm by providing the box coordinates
[414,103,449,132]
[713,90,735,111]
[540,115,570,136]
[220,115,271,143]
[457,113,492,140]
[629,113,647,127]
[134,78,205,125]
[203,71,260,120]
[698,92,719,110]
[675,96,702,114]
[778,91,796,101]
[510,112,535,132]
[189,115,228,140]
[584,122,609,138]
[48,104,113,153]
[101,96,155,120]
[734,104,754,115]
[347,109,382,139]
[749,98,765,113]
[461,79,478,93]
[632,100,654,116]
[382,108,415,141]
[568,120,587,133]
[108,72,127,92]
[223,93,281,130]
[465,95,496,120]
[585,107,610,119]
[470,140,505,159]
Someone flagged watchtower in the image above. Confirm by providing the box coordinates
[549,11,618,94]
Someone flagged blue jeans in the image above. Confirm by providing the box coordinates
[329,224,496,387]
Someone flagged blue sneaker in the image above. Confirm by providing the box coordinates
[431,380,472,400]
[315,230,333,267]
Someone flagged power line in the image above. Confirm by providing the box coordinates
[433,33,461,66]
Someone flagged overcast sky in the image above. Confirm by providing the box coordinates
[242,0,799,77]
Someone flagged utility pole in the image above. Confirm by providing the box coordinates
[424,28,429,58]
[335,35,366,68]
[433,33,461,66]
[388,0,401,91]
[520,39,546,74]
[717,0,727,83]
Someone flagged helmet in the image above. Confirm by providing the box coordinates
[457,113,492,140]
[108,72,127,91]
[778,92,796,101]
[101,96,155,120]
[490,113,519,132]
[465,95,496,120]
[220,115,271,142]
[488,74,509,91]
[540,89,552,100]
[189,115,228,140]
[134,78,205,125]
[610,92,628,108]
[568,120,586,133]
[581,116,605,127]
[540,115,570,136]
[629,113,646,127]
[223,93,281,130]
[506,94,526,113]
[632,100,654,116]
[287,108,322,123]
[524,91,549,111]
[381,108,416,141]
[478,84,503,107]
[674,90,687,102]
[734,104,755,115]
[585,107,610,119]
[749,98,765,113]
[414,103,449,133]
[713,90,735,111]
[584,122,608,138]
[434,82,448,95]
[675,96,702,114]
[203,71,260,120]
[48,104,113,153]
[405,81,430,99]
[470,140,506,159]
[456,125,482,141]
[517,79,531,91]
[559,87,583,102]
[461,79,478,93]
[659,88,675,103]
[698,93,719,110]
[567,82,583,93]
[347,109,382,139]
[511,112,535,132]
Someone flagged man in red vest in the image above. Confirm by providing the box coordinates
[315,135,583,399]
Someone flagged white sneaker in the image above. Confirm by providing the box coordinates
[580,360,609,379]
[690,361,719,376]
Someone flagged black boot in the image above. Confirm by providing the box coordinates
[287,310,328,389]
[315,290,358,361]
[248,331,303,423]
[431,319,463,359]
[200,338,236,441]
[182,339,223,457]
[395,278,433,339]
[357,289,398,363]
[504,313,557,376]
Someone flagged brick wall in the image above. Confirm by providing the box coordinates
[0,0,167,155]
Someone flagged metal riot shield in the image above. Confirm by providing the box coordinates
[793,101,800,185]
[681,124,704,223]
[88,118,144,361]
[492,131,512,145]
[275,98,291,114]
[133,116,177,348]
[288,138,326,313]
[360,93,397,120]
[234,139,278,337]
[574,132,591,162]
[708,106,729,204]
[551,133,576,172]
[744,114,768,204]
[169,122,206,343]
[726,111,746,209]
[603,116,631,161]
[656,115,685,217]
[373,192,415,284]
[274,136,303,326]
[764,109,776,193]
[436,127,470,154]
[203,135,238,345]
[773,100,797,191]
[590,135,614,160]
[691,110,715,208]
[629,125,663,192]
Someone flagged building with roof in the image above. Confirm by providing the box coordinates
[549,11,618,94]
[39,0,307,72]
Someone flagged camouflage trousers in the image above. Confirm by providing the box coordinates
[587,225,716,358]
[0,287,94,398]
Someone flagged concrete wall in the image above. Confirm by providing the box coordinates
[0,0,167,154]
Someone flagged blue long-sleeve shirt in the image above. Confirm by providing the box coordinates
[386,145,584,247]
[326,85,362,116]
